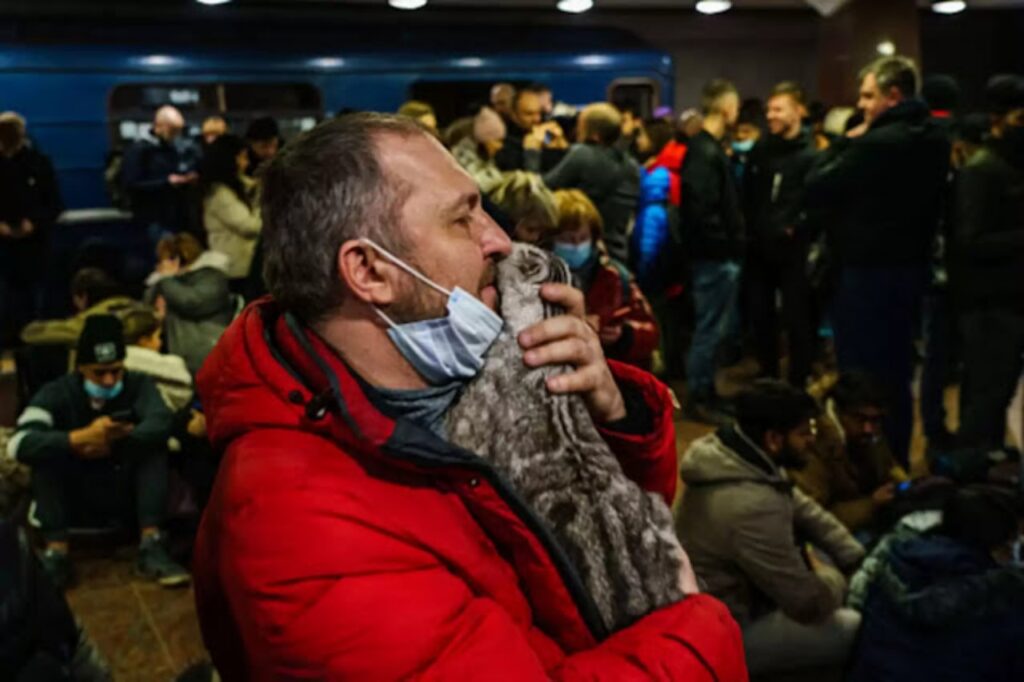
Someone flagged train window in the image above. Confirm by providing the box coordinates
[608,78,660,120]
[107,82,323,146]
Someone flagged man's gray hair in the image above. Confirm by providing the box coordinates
[861,56,920,98]
[261,112,426,323]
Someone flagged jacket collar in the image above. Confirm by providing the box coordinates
[871,97,931,131]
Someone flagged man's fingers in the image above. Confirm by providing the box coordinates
[523,337,590,369]
[519,314,591,349]
[545,365,602,394]
[538,283,585,318]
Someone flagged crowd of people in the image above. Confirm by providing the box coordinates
[1,53,1023,681]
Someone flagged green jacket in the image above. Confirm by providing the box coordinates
[19,296,139,349]
[6,371,172,466]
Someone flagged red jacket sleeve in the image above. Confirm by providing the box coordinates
[598,360,679,504]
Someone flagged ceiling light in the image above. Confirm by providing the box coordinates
[931,1,966,14]
[695,1,732,14]
[195,0,233,5]
[388,0,428,9]
[557,0,593,13]
[876,40,896,56]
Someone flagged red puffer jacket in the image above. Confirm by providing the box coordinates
[193,301,746,681]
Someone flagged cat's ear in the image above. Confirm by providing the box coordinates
[338,240,400,306]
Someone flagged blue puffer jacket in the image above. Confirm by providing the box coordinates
[630,166,676,295]
[850,533,1024,682]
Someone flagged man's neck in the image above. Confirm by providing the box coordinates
[703,114,727,140]
[783,124,802,141]
[314,307,428,391]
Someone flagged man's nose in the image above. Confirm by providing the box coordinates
[480,215,513,259]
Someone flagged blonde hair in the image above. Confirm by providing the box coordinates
[553,189,604,239]
[488,172,558,232]
[397,100,435,120]
[0,111,27,152]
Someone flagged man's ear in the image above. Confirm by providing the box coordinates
[763,430,784,455]
[885,86,905,106]
[337,240,398,306]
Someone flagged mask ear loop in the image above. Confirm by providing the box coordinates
[360,237,451,298]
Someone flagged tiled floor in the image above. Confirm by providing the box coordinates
[65,548,208,681]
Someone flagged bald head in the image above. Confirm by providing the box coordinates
[491,83,516,118]
[578,103,623,146]
[153,105,185,142]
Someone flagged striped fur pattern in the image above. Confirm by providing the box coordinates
[446,243,685,632]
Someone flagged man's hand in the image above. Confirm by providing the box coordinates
[542,121,569,149]
[518,283,626,423]
[872,482,897,507]
[19,218,35,237]
[0,221,13,238]
[846,121,869,139]
[168,173,197,186]
[69,416,132,458]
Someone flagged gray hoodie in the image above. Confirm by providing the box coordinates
[675,430,864,625]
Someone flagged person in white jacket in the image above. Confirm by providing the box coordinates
[200,134,261,281]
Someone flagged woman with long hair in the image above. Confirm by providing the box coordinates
[200,134,261,282]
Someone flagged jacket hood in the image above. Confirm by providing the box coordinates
[680,432,786,486]
[196,301,397,459]
[873,534,1024,627]
[189,250,231,274]
[639,166,671,204]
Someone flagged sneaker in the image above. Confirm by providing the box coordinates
[40,548,74,590]
[137,534,191,588]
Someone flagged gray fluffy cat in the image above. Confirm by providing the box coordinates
[446,243,686,632]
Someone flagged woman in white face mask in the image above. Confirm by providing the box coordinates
[548,189,659,372]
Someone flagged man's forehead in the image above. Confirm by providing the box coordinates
[375,133,476,201]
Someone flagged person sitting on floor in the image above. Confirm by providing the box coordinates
[849,484,1024,682]
[121,306,193,414]
[676,379,865,677]
[791,371,909,535]
[549,188,659,369]
[145,233,234,375]
[20,267,134,349]
[5,315,187,590]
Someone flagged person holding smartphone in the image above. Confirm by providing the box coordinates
[7,315,186,590]
[550,189,659,370]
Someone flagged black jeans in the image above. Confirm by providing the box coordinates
[30,445,169,543]
[747,245,815,387]
[958,308,1024,450]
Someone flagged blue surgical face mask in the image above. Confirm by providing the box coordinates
[732,139,755,154]
[362,238,504,386]
[83,379,123,401]
[552,241,594,271]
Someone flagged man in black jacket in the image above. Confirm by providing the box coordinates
[0,112,63,351]
[494,84,567,173]
[744,82,819,387]
[953,74,1024,450]
[121,105,200,247]
[681,79,745,420]
[6,315,187,590]
[805,57,950,465]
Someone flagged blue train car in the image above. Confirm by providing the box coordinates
[0,28,674,210]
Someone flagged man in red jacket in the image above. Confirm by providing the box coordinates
[192,112,746,680]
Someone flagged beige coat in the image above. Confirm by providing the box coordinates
[203,178,261,279]
[675,430,865,626]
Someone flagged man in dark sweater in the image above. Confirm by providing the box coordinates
[6,315,187,590]
[0,112,63,351]
[744,82,819,388]
[535,103,640,262]
[494,84,568,173]
[680,79,745,420]
[953,74,1024,450]
[805,56,950,465]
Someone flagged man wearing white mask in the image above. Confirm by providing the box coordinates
[191,113,745,680]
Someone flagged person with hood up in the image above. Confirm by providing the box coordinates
[849,485,1024,682]
[145,233,234,375]
[451,106,507,194]
[190,112,746,681]
[676,379,865,676]
[550,189,659,369]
